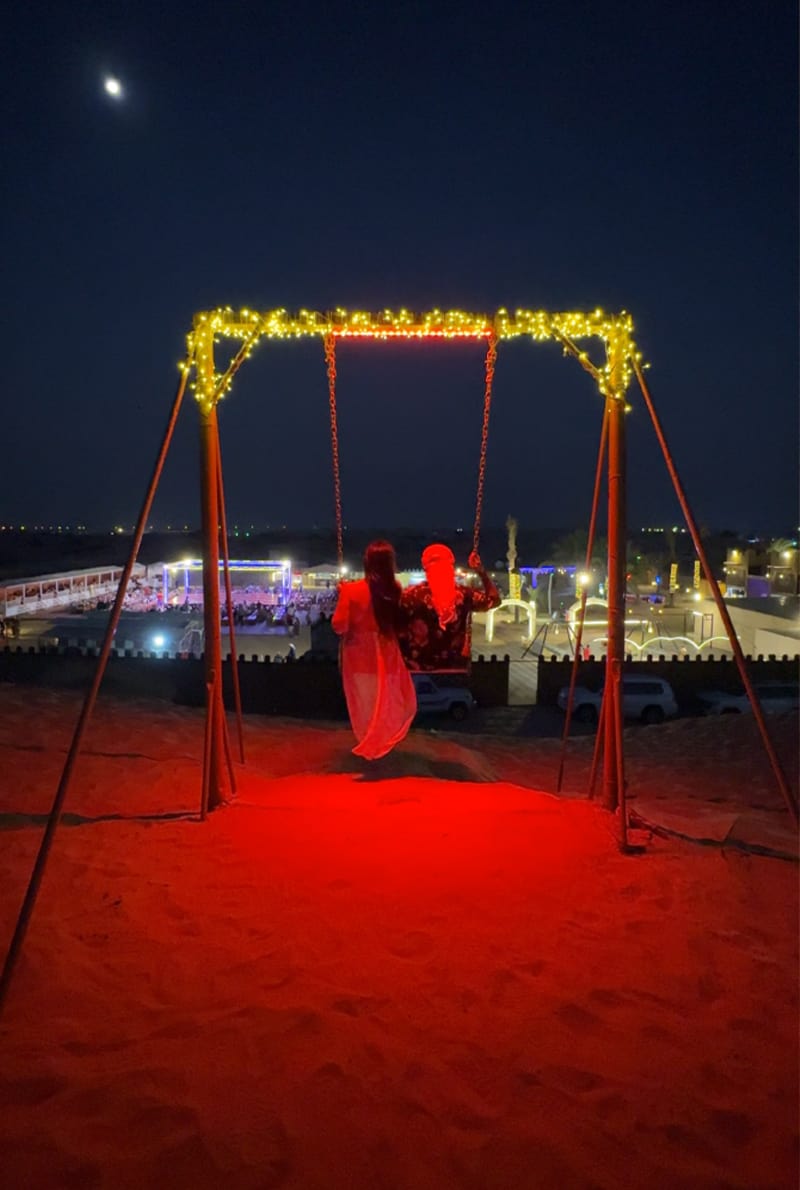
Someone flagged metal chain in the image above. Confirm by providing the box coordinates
[473,332,498,556]
[324,334,344,567]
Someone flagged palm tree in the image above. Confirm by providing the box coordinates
[547,530,607,568]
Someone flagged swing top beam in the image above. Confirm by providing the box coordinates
[188,307,639,409]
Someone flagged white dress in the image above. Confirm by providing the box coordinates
[332,581,416,759]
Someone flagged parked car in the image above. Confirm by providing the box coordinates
[557,675,679,725]
[412,675,475,721]
[696,681,799,715]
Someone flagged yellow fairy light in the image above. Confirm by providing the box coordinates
[186,307,641,408]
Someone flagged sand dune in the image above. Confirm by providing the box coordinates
[0,687,797,1189]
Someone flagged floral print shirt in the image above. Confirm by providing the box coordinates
[398,577,500,671]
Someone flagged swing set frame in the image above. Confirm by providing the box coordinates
[1,305,796,1015]
[189,306,640,819]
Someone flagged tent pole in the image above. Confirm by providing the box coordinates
[0,362,192,1015]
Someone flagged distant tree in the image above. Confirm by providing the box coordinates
[663,526,678,564]
[767,537,795,556]
[547,530,607,567]
[627,549,661,587]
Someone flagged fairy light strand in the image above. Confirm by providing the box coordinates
[187,307,640,408]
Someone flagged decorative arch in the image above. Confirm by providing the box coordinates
[484,599,537,645]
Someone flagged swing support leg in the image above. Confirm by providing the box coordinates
[602,388,627,812]
[587,687,608,801]
[0,363,191,1015]
[198,398,229,812]
[216,431,245,766]
[632,359,798,826]
[556,408,608,791]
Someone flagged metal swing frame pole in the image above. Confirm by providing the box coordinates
[556,408,608,791]
[0,362,192,1015]
[216,430,245,766]
[587,686,608,801]
[196,313,264,801]
[196,332,229,814]
[632,358,798,826]
[602,387,627,814]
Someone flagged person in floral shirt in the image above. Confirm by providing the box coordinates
[399,543,500,671]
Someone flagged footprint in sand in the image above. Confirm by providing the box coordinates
[0,1074,67,1107]
[729,1016,760,1034]
[696,972,725,1003]
[517,959,547,978]
[331,995,384,1017]
[62,1036,132,1056]
[538,1064,607,1094]
[388,931,434,959]
[708,1109,756,1145]
[313,1060,346,1081]
[657,1122,718,1161]
[640,1022,673,1041]
[554,1001,602,1031]
[588,987,625,1007]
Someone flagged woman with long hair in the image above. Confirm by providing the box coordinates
[331,540,416,759]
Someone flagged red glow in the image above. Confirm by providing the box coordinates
[332,328,493,339]
[0,688,797,1189]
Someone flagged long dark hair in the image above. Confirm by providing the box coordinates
[363,539,402,636]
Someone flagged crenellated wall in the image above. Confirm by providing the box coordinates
[535,653,800,710]
[0,647,510,715]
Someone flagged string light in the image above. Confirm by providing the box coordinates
[187,307,639,408]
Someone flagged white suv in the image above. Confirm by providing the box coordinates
[412,675,475,721]
[697,681,799,715]
[558,675,679,726]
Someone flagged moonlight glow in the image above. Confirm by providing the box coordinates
[103,76,123,99]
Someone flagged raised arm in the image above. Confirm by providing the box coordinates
[467,551,501,611]
[331,583,350,636]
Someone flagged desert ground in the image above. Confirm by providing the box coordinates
[0,686,797,1189]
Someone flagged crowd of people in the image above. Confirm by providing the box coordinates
[220,589,338,632]
[4,548,496,760]
[87,583,339,632]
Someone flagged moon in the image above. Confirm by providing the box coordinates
[103,76,123,99]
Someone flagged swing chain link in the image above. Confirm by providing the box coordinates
[324,335,344,567]
[473,332,498,555]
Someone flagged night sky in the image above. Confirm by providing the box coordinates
[3,0,797,536]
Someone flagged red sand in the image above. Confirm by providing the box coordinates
[0,688,797,1189]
